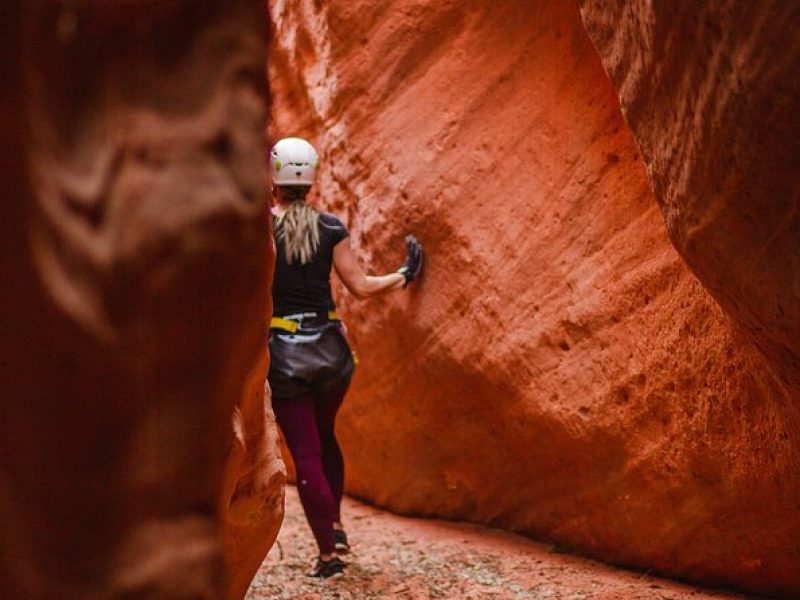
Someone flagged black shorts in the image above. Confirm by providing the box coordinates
[268,321,355,399]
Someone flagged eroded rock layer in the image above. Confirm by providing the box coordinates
[578,0,800,400]
[1,2,282,598]
[269,0,800,596]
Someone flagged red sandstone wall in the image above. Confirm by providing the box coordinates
[269,0,800,596]
[576,0,800,399]
[1,2,282,598]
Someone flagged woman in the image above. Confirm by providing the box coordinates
[267,137,423,578]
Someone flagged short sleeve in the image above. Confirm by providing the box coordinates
[320,212,349,247]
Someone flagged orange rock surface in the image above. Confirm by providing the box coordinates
[578,1,800,397]
[1,2,283,598]
[269,0,800,596]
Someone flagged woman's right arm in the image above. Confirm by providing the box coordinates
[332,241,406,299]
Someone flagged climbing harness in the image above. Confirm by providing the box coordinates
[270,311,340,334]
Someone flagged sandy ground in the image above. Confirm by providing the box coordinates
[247,487,752,600]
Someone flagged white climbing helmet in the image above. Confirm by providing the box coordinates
[270,137,319,186]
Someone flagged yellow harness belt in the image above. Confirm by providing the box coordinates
[270,311,339,333]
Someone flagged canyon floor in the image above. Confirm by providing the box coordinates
[247,488,752,600]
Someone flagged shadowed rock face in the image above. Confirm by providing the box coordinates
[578,0,800,396]
[1,2,283,598]
[270,0,800,596]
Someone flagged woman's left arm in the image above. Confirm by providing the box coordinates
[332,241,406,299]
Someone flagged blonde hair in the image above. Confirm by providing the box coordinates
[275,187,320,265]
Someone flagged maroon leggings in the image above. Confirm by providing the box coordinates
[272,384,347,555]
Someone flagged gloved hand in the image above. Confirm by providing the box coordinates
[397,234,424,287]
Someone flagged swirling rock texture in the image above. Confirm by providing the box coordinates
[269,0,800,596]
[1,2,283,599]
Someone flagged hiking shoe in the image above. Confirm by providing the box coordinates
[334,529,350,553]
[308,556,344,579]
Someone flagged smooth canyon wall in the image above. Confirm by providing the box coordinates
[269,0,800,596]
[1,2,283,598]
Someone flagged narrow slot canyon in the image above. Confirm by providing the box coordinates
[1,1,798,599]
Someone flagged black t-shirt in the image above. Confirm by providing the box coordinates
[272,211,349,315]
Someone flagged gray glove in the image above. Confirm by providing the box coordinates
[397,234,424,287]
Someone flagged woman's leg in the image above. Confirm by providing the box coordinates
[313,382,349,523]
[272,394,337,555]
